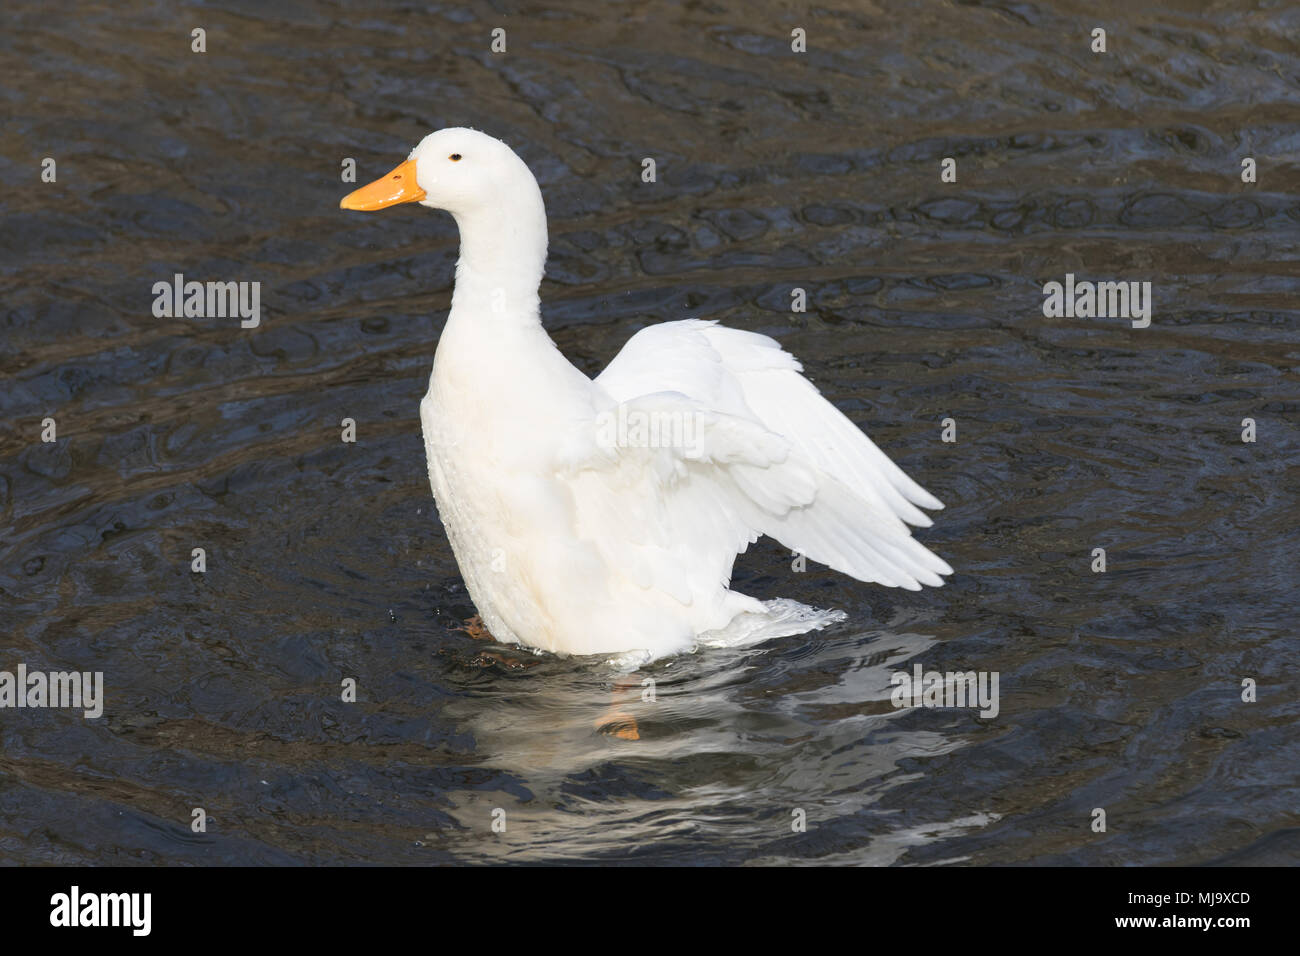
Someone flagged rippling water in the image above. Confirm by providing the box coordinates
[2,0,1298,865]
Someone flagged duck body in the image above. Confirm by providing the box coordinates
[421,298,624,655]
[343,128,952,660]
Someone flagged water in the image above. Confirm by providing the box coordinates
[2,0,1298,865]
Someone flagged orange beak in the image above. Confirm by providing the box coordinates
[339,159,426,211]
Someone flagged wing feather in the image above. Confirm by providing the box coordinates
[588,320,951,592]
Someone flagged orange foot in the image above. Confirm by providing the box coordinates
[595,675,643,741]
[597,711,640,741]
[458,614,495,641]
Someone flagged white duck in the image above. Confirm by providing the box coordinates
[341,128,951,662]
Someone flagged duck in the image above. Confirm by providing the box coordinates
[340,128,952,662]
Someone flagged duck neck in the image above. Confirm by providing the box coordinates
[446,186,548,337]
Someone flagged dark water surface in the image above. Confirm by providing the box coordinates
[2,0,1298,864]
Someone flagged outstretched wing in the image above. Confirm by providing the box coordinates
[582,319,951,592]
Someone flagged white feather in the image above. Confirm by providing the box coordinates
[353,129,951,660]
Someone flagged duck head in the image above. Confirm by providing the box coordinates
[339,127,536,218]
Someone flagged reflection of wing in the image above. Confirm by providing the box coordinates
[581,319,952,594]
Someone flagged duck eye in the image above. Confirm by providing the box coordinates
[449,153,462,162]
